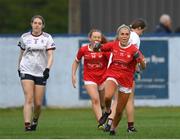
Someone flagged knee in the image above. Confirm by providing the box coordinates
[34,103,42,109]
[25,97,33,105]
[34,98,44,108]
[91,98,100,105]
[104,90,114,101]
[104,95,112,102]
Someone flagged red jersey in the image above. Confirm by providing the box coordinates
[101,41,143,88]
[76,45,109,85]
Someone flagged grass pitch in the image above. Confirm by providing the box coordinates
[0,107,180,139]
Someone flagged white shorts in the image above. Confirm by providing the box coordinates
[106,77,132,94]
[84,81,105,91]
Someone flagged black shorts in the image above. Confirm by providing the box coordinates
[20,73,47,86]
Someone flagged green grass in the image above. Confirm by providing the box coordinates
[0,107,180,139]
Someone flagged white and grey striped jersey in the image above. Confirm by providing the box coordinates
[18,32,55,77]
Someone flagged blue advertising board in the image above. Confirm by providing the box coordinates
[135,40,168,99]
[79,39,169,99]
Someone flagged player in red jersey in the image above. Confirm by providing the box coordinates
[97,24,146,135]
[104,19,147,133]
[72,29,109,124]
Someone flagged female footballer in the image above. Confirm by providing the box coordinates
[97,24,146,135]
[125,19,146,132]
[72,29,109,125]
[17,15,55,131]
[104,19,146,133]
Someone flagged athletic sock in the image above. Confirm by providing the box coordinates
[25,122,31,127]
[128,122,134,128]
[107,118,113,125]
[32,118,38,124]
[25,122,31,131]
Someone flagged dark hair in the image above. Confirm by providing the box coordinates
[88,29,108,44]
[31,15,45,27]
[130,19,146,29]
[88,29,102,37]
[101,34,108,44]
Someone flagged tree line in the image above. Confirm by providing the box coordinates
[0,0,68,34]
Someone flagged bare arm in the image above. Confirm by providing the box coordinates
[17,49,24,70]
[46,50,54,69]
[139,57,146,70]
[72,60,80,88]
[134,51,146,70]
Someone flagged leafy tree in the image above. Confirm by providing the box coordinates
[0,0,68,34]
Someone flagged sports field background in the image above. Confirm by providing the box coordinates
[0,107,179,139]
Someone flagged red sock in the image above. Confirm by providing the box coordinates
[128,122,134,128]
[25,122,31,128]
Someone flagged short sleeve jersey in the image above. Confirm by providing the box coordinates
[128,31,140,49]
[76,45,109,85]
[18,32,55,77]
[101,41,143,87]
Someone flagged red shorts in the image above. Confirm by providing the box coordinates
[84,74,106,86]
[104,68,134,88]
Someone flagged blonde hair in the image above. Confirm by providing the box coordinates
[116,24,131,35]
[115,24,130,40]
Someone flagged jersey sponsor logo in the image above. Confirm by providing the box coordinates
[26,47,44,52]
[87,63,103,69]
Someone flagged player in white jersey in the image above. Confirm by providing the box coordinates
[129,31,140,49]
[17,15,55,131]
[126,19,146,132]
